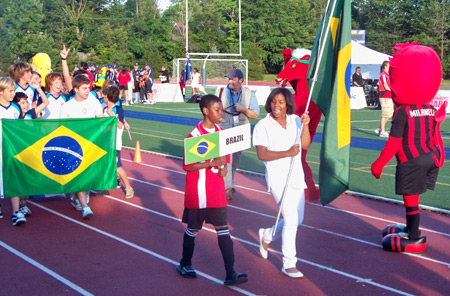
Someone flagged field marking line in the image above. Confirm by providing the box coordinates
[124,177,450,266]
[26,201,256,296]
[0,240,94,296]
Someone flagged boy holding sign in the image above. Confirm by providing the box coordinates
[177,95,248,286]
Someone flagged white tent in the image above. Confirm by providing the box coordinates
[351,41,391,80]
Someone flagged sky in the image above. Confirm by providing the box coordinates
[158,0,172,11]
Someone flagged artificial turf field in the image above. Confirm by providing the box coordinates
[121,93,450,211]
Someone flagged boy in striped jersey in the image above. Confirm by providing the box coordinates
[177,95,247,285]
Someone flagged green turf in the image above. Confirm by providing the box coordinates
[122,103,450,210]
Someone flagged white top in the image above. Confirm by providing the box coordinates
[42,93,66,119]
[0,102,20,119]
[253,113,306,192]
[191,72,201,87]
[59,96,103,119]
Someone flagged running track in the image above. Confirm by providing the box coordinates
[1,149,449,295]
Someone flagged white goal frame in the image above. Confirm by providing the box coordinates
[172,58,248,86]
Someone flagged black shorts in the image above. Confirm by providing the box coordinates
[133,82,140,92]
[116,150,122,168]
[118,85,128,90]
[145,84,153,94]
[182,207,228,229]
[395,151,439,195]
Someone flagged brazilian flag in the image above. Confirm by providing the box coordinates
[1,117,117,198]
[307,0,351,205]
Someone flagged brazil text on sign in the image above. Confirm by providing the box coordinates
[219,124,251,156]
[184,124,250,165]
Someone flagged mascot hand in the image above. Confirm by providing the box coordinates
[371,136,402,179]
[371,159,384,179]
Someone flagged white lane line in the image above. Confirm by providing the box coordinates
[27,201,255,296]
[0,240,94,296]
[126,177,450,267]
[123,160,450,238]
[98,195,413,295]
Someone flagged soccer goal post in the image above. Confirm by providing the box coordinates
[172,58,249,86]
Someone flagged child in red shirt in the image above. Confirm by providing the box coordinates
[177,95,247,286]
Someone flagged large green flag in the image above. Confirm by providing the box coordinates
[307,0,351,205]
[1,117,117,198]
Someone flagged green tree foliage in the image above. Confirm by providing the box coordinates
[0,0,449,78]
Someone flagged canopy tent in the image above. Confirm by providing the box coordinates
[351,41,391,79]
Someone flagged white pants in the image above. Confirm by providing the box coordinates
[262,186,305,269]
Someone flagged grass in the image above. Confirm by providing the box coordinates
[122,102,450,210]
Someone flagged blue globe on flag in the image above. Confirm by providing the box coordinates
[42,136,83,175]
[197,141,209,155]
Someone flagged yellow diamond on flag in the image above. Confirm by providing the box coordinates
[188,138,216,158]
[14,125,107,185]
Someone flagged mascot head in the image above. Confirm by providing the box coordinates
[276,48,311,88]
[31,53,52,86]
[389,42,442,106]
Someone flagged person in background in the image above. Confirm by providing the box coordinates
[215,69,260,200]
[352,67,365,87]
[117,66,132,105]
[375,61,393,138]
[160,66,169,83]
[132,63,142,103]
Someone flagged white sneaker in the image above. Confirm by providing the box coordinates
[12,211,26,226]
[82,206,93,219]
[143,100,151,104]
[70,196,82,211]
[151,101,156,105]
[380,131,389,138]
[374,128,381,135]
[125,187,134,199]
[129,100,134,105]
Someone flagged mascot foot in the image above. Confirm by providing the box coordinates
[381,233,427,253]
[382,224,421,237]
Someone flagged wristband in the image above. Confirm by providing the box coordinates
[61,58,67,60]
[208,159,213,169]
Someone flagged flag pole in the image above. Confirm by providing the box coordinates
[272,0,337,236]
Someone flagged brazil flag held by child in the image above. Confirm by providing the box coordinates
[177,95,248,286]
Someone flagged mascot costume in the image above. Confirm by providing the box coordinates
[95,66,106,89]
[31,53,52,87]
[371,42,445,253]
[276,48,322,201]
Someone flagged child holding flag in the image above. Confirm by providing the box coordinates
[102,85,134,199]
[177,95,248,286]
[60,75,103,219]
[253,88,311,278]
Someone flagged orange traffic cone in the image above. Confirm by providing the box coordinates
[133,141,142,164]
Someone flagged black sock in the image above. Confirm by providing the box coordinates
[218,235,235,280]
[180,232,195,266]
[406,206,420,240]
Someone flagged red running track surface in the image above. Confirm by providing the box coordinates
[1,149,449,296]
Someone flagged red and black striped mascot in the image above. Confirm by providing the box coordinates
[371,42,446,253]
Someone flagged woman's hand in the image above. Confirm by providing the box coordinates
[300,111,310,126]
[287,144,301,157]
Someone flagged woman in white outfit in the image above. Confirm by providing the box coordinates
[252,87,311,278]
